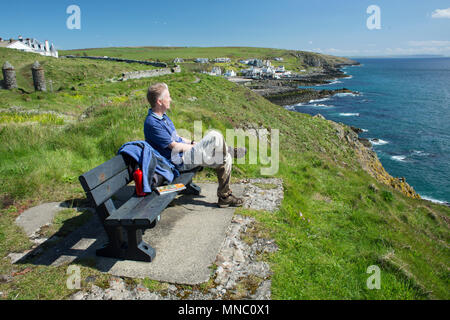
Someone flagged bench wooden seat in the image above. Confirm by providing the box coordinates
[79,154,201,262]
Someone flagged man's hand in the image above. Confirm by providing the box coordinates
[168,141,194,153]
[179,136,195,145]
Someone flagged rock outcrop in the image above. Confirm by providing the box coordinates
[325,118,420,199]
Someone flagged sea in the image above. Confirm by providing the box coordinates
[286,57,450,205]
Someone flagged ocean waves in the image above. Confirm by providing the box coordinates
[369,138,389,145]
[421,196,450,206]
[334,92,360,97]
[284,97,335,110]
[339,112,359,117]
[391,155,407,162]
[388,150,433,163]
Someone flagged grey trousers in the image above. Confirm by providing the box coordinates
[177,130,232,198]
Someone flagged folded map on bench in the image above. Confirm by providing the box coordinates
[155,183,186,195]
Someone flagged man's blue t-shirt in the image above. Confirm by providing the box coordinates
[143,109,184,165]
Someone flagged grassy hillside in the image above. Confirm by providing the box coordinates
[0,47,448,300]
[0,47,156,96]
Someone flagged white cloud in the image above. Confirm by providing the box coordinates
[431,8,450,19]
[310,45,450,57]
[322,48,360,54]
[385,46,450,55]
[408,40,450,47]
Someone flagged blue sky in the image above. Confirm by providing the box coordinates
[1,0,449,56]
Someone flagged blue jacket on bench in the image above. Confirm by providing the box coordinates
[118,140,180,193]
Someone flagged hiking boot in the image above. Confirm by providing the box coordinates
[218,193,244,208]
[227,146,247,159]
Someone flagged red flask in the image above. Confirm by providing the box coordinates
[133,168,146,196]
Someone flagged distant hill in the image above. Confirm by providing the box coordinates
[61,46,359,73]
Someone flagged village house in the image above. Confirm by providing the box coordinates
[250,59,263,68]
[275,65,285,73]
[194,58,209,63]
[263,60,272,67]
[213,57,231,63]
[0,36,58,58]
[210,66,222,76]
[262,66,275,75]
[274,57,283,61]
[239,59,263,68]
[242,66,262,78]
[241,65,292,79]
[223,69,236,77]
[173,57,184,63]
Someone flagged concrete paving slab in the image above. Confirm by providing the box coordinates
[15,202,68,236]
[20,183,245,285]
[97,183,245,284]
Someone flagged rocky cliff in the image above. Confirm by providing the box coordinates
[313,114,420,199]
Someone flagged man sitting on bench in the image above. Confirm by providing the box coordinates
[144,82,245,208]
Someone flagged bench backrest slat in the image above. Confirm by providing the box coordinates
[79,154,132,207]
[79,155,129,191]
[88,169,131,207]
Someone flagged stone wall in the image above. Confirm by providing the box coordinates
[64,55,167,68]
[121,65,181,81]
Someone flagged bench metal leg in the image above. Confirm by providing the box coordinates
[97,225,156,262]
[123,226,156,262]
[181,182,202,195]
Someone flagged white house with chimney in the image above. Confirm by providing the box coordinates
[0,36,58,58]
[213,57,231,63]
[224,69,236,77]
[210,66,222,76]
[195,58,209,63]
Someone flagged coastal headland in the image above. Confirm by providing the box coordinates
[0,46,448,300]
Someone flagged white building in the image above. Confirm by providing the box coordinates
[242,67,262,78]
[213,57,231,63]
[0,36,58,58]
[224,69,236,77]
[262,66,276,77]
[195,58,209,63]
[210,66,222,76]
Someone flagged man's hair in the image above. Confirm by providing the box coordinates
[147,82,169,107]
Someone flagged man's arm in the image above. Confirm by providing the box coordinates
[168,141,194,153]
[179,136,196,145]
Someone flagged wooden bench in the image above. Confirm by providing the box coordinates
[79,154,201,262]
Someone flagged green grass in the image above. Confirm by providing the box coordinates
[0,112,65,125]
[61,46,355,74]
[0,47,448,300]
